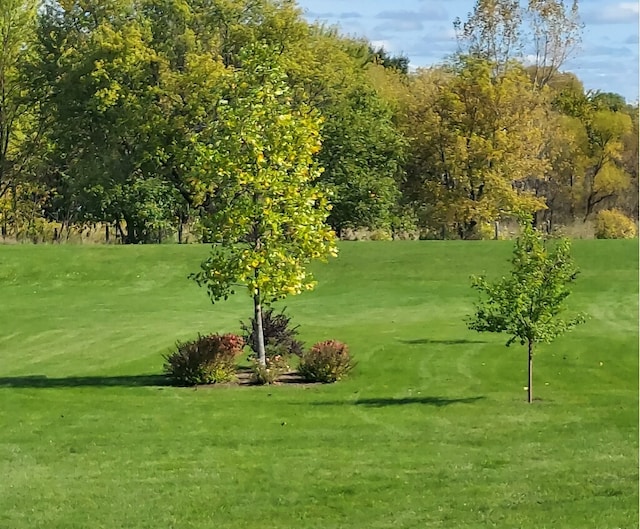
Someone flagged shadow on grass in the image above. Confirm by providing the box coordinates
[316,396,485,407]
[400,338,486,345]
[0,374,167,388]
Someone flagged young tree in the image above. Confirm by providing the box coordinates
[468,217,585,402]
[190,46,336,366]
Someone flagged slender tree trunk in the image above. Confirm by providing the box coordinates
[11,184,17,240]
[253,290,267,366]
[527,339,534,403]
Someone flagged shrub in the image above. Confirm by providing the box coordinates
[595,209,637,239]
[391,208,419,239]
[241,307,304,359]
[163,333,244,386]
[298,340,353,383]
[249,355,290,385]
[369,228,393,241]
[476,222,495,240]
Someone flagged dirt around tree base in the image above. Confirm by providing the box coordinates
[192,369,321,389]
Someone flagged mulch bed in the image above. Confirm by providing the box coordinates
[192,369,319,389]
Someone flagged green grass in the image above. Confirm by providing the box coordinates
[0,240,637,529]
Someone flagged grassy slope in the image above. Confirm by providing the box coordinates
[0,241,637,529]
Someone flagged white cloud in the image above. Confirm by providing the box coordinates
[370,39,395,53]
[583,2,640,24]
[621,2,640,14]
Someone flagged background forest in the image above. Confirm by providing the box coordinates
[1,0,638,243]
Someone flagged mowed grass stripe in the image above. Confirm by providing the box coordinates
[0,240,637,529]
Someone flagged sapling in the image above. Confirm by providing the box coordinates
[468,217,585,402]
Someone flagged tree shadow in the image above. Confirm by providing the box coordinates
[400,338,487,345]
[315,396,485,407]
[0,374,168,389]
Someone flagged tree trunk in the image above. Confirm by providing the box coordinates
[116,221,126,243]
[527,339,534,403]
[458,220,477,240]
[123,216,140,244]
[11,184,18,240]
[253,290,267,366]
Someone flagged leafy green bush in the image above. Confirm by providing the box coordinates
[163,333,244,386]
[299,340,353,383]
[595,209,637,239]
[249,355,290,385]
[241,307,304,359]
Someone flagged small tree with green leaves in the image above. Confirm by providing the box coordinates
[468,217,585,402]
[190,46,336,367]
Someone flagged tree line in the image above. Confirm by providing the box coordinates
[1,0,637,243]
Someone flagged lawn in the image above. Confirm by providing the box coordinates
[0,240,637,529]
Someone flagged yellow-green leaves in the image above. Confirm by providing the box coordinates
[0,0,37,199]
[549,90,634,221]
[401,58,547,238]
[469,217,585,345]
[191,46,336,306]
[468,216,585,400]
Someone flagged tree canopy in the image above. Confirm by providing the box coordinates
[0,0,636,243]
[190,46,336,365]
[468,217,585,402]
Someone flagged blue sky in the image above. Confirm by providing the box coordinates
[296,0,639,102]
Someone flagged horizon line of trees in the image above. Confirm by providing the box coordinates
[1,0,637,244]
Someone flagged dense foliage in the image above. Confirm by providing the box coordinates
[163,333,244,386]
[594,209,638,239]
[241,307,304,359]
[298,340,354,383]
[249,354,290,385]
[186,46,336,364]
[0,0,637,243]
